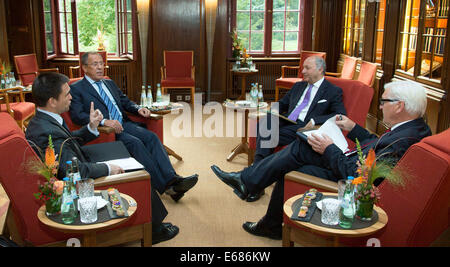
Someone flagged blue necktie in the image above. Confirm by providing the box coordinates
[95,81,123,124]
[288,84,313,121]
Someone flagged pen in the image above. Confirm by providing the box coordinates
[339,115,343,121]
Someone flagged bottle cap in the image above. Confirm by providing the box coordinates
[66,161,72,165]
[63,177,69,181]
[347,176,354,180]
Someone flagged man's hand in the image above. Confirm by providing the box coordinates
[109,164,125,175]
[307,133,334,155]
[104,119,124,134]
[88,102,103,130]
[138,107,151,118]
[335,114,356,132]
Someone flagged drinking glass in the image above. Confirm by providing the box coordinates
[162,94,170,105]
[79,197,98,224]
[321,198,340,225]
[337,179,347,202]
[77,178,94,198]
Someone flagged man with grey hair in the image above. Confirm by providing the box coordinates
[246,55,346,201]
[211,80,431,240]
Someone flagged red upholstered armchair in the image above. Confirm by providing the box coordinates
[275,51,326,101]
[283,128,450,247]
[0,112,152,246]
[69,51,109,79]
[0,87,36,131]
[160,50,195,105]
[357,61,377,87]
[325,56,357,80]
[248,77,374,164]
[13,54,59,86]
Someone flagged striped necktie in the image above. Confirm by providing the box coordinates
[94,81,123,124]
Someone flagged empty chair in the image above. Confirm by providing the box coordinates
[326,56,357,79]
[357,61,377,87]
[160,50,195,105]
[14,54,59,86]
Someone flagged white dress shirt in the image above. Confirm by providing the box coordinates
[291,77,325,124]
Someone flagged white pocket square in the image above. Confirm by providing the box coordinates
[317,99,327,103]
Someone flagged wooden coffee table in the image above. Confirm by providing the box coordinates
[37,191,137,247]
[283,192,388,247]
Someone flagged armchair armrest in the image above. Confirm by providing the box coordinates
[161,66,166,80]
[285,171,338,192]
[38,67,59,73]
[325,72,341,77]
[69,66,81,79]
[94,169,150,187]
[191,66,195,79]
[281,65,300,78]
[98,125,116,134]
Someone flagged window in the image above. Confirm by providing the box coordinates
[342,0,366,58]
[397,0,447,82]
[42,0,136,58]
[234,0,303,56]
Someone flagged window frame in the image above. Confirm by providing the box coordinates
[41,0,137,59]
[231,0,305,57]
[342,0,366,58]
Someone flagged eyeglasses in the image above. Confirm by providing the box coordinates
[379,98,400,105]
[85,62,104,67]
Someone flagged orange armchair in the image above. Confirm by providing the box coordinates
[14,54,59,86]
[0,112,152,246]
[283,128,450,247]
[356,61,377,87]
[69,51,109,79]
[0,87,36,131]
[275,51,326,101]
[160,50,195,105]
[325,56,357,79]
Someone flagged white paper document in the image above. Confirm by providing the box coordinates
[98,157,144,171]
[302,117,349,153]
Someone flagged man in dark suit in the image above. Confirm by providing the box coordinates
[26,72,179,245]
[211,80,431,240]
[69,52,197,202]
[249,56,346,201]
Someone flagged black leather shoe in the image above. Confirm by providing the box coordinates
[165,174,198,197]
[246,190,265,202]
[152,223,179,245]
[242,221,282,240]
[211,165,248,200]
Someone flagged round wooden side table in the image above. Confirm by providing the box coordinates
[283,192,388,247]
[37,191,137,247]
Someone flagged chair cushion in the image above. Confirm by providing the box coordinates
[1,102,35,120]
[165,51,193,78]
[275,78,302,89]
[422,129,450,155]
[161,78,195,87]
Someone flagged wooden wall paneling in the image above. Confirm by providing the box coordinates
[313,0,344,72]
[150,0,206,102]
[0,0,9,66]
[210,0,229,102]
[363,1,377,62]
[382,0,402,81]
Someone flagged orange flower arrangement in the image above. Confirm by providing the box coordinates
[352,139,405,204]
[28,135,64,213]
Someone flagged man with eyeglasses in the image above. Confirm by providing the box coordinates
[69,52,199,244]
[211,80,431,240]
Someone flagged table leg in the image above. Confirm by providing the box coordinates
[164,145,183,161]
[227,110,250,162]
[239,75,246,100]
[82,232,97,247]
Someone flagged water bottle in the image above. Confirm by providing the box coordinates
[250,84,258,107]
[66,160,77,200]
[156,83,162,103]
[4,73,11,88]
[338,176,356,229]
[147,85,153,107]
[258,84,264,103]
[0,75,5,89]
[71,157,81,185]
[61,177,77,224]
[10,72,16,87]
[140,85,147,107]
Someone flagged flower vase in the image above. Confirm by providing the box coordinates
[45,197,62,216]
[356,198,374,221]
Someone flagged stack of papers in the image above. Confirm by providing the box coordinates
[301,117,349,153]
[98,157,144,172]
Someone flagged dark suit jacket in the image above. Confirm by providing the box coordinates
[69,77,141,126]
[321,117,432,180]
[25,111,109,179]
[278,79,347,125]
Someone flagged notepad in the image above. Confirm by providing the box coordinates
[98,157,144,172]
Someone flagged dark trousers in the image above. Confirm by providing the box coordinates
[117,121,176,194]
[253,115,306,164]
